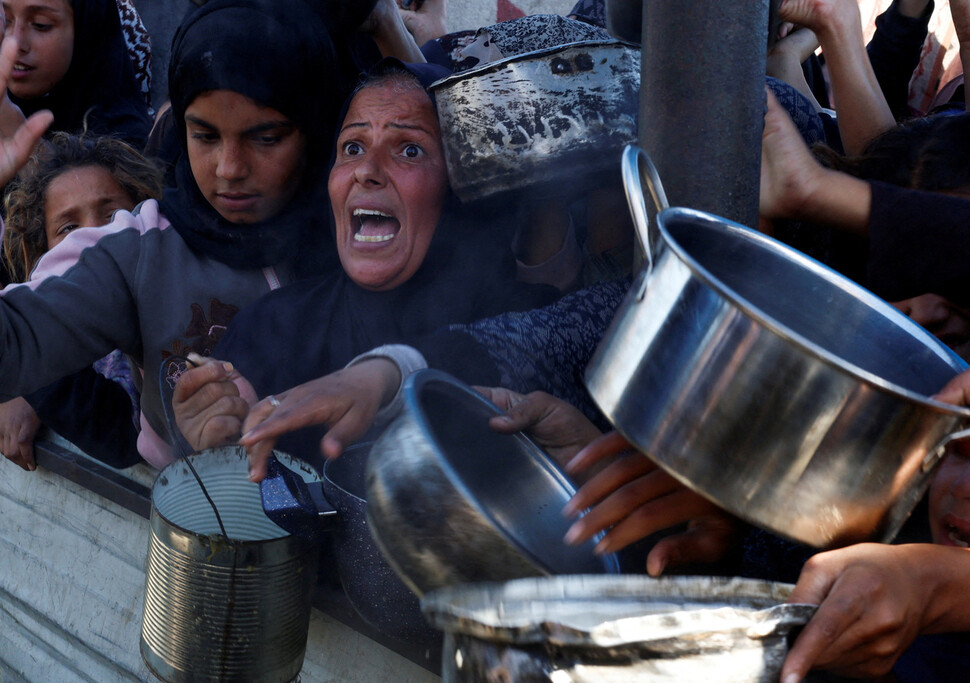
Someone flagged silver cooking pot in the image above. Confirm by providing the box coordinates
[365,370,619,596]
[585,147,970,547]
[431,39,640,203]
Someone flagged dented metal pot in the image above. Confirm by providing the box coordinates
[430,39,640,202]
[422,575,825,682]
[366,370,619,597]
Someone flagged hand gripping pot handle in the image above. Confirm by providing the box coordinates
[621,145,669,300]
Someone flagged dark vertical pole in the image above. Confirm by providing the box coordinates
[639,1,768,228]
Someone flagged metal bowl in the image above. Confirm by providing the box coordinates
[365,370,619,596]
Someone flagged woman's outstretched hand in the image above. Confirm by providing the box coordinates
[239,359,401,482]
[0,36,52,186]
[479,388,602,473]
[563,431,738,575]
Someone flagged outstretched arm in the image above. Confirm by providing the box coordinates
[780,0,895,153]
[760,88,871,233]
[239,358,401,482]
[360,0,427,62]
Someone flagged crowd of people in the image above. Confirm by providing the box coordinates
[0,0,969,679]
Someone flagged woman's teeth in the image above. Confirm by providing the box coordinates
[947,525,970,547]
[353,208,397,243]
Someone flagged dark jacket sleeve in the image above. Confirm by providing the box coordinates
[867,0,933,119]
[866,180,970,305]
[25,368,140,469]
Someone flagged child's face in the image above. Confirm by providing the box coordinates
[43,165,132,249]
[185,89,307,225]
[928,448,970,547]
[2,0,74,101]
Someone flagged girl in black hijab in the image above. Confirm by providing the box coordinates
[160,0,344,275]
[4,0,152,146]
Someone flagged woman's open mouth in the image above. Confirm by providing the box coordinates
[942,514,970,547]
[353,208,400,243]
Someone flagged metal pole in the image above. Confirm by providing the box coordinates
[639,0,768,228]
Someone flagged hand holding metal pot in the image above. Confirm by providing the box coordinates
[478,387,603,472]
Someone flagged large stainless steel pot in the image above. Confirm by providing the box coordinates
[585,147,970,548]
[422,575,828,682]
[430,39,639,203]
[141,447,317,683]
[366,370,620,596]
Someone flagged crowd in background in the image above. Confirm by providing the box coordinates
[1,0,970,680]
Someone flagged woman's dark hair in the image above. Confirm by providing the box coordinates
[3,131,163,281]
[816,113,970,194]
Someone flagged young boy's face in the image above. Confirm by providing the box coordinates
[929,449,970,547]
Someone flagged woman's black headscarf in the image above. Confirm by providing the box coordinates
[213,61,557,466]
[160,0,345,272]
[9,0,151,147]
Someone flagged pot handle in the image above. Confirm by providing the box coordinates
[621,145,670,300]
[922,426,970,473]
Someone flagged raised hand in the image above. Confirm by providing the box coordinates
[0,36,52,186]
[398,0,447,47]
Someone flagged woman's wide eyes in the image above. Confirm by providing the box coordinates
[341,141,424,158]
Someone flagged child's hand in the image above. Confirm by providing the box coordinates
[239,359,401,482]
[173,356,250,452]
[0,396,41,471]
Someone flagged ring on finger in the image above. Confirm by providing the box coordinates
[268,395,281,408]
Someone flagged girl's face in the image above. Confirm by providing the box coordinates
[329,81,448,291]
[2,0,74,101]
[43,164,132,249]
[185,89,308,224]
[929,449,970,548]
